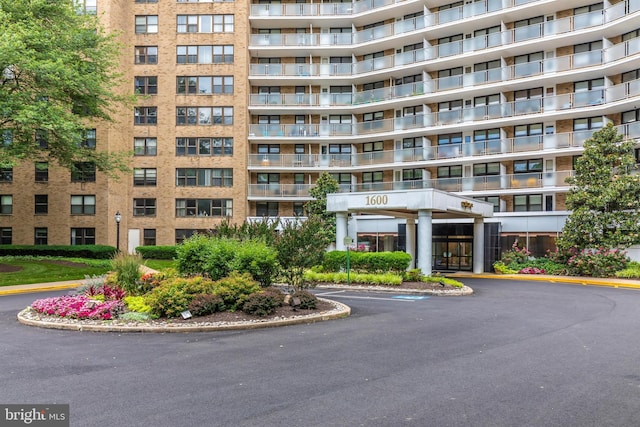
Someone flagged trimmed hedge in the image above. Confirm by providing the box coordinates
[323,251,412,273]
[0,245,116,259]
[135,246,177,260]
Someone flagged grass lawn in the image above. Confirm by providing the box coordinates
[143,259,177,270]
[0,259,111,287]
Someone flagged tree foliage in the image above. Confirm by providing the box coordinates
[304,172,340,242]
[557,123,640,252]
[273,216,333,291]
[0,0,130,174]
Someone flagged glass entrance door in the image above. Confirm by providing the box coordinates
[433,239,473,271]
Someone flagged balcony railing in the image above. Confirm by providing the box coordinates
[246,170,575,199]
[250,0,639,55]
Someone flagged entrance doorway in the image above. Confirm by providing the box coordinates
[433,239,473,271]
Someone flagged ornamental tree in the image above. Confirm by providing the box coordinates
[0,0,129,175]
[304,172,340,242]
[557,123,640,252]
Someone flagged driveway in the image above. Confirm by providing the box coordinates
[1,279,639,426]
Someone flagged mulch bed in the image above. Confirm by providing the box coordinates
[0,264,22,273]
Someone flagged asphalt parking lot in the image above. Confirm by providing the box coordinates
[2,278,640,427]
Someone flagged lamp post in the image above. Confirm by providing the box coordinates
[114,211,121,252]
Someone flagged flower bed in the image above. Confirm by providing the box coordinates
[31,295,124,320]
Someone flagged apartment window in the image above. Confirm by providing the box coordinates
[474,60,500,73]
[362,171,384,183]
[363,141,384,152]
[574,2,603,14]
[143,229,156,246]
[293,202,305,216]
[71,195,96,215]
[177,45,234,64]
[133,198,157,216]
[438,99,463,111]
[256,202,279,217]
[514,159,543,173]
[1,195,12,214]
[0,168,12,182]
[437,165,462,178]
[438,34,463,44]
[36,130,48,149]
[515,52,544,65]
[75,0,97,14]
[133,168,157,186]
[34,162,47,182]
[622,108,640,124]
[176,76,233,94]
[81,129,97,148]
[473,163,500,176]
[364,81,385,91]
[514,123,543,137]
[474,25,500,38]
[134,107,157,125]
[0,227,11,244]
[34,228,48,245]
[257,173,280,185]
[176,137,233,156]
[176,168,233,187]
[574,78,604,92]
[175,229,206,244]
[135,0,158,3]
[438,1,463,11]
[514,16,543,28]
[514,194,543,212]
[294,173,305,185]
[329,144,351,154]
[622,29,640,42]
[134,76,158,95]
[175,199,233,217]
[622,69,640,83]
[330,173,352,185]
[403,137,423,148]
[135,46,158,64]
[363,111,384,122]
[35,195,48,214]
[515,88,543,100]
[176,107,233,125]
[403,168,423,181]
[134,137,157,156]
[329,57,352,63]
[404,42,423,52]
[177,15,234,33]
[574,40,603,53]
[135,16,158,34]
[438,133,462,145]
[395,75,422,86]
[474,128,500,142]
[71,228,95,245]
[573,116,603,131]
[71,162,96,182]
[475,196,500,212]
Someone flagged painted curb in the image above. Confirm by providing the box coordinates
[0,283,80,296]
[451,273,640,290]
[16,298,351,333]
[316,284,474,296]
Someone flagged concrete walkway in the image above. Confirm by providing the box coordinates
[3,272,640,296]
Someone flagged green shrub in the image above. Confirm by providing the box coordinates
[188,294,225,316]
[0,245,116,259]
[241,290,283,316]
[123,296,152,314]
[420,276,464,288]
[291,291,317,309]
[119,312,151,321]
[508,258,567,275]
[403,269,423,282]
[111,252,143,294]
[303,270,403,286]
[144,283,192,318]
[615,261,640,278]
[213,273,262,311]
[229,240,278,287]
[567,248,629,277]
[135,246,177,260]
[493,261,518,274]
[322,251,411,273]
[175,234,217,277]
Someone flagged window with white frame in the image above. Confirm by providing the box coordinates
[176,45,234,64]
[71,195,96,215]
[135,16,158,34]
[134,137,157,156]
[177,15,234,33]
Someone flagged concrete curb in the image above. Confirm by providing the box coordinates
[16,298,351,333]
[450,273,640,290]
[0,283,80,296]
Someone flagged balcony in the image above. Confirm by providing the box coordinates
[247,171,574,200]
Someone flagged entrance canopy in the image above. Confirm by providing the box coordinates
[326,189,494,275]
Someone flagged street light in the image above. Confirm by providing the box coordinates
[114,211,121,252]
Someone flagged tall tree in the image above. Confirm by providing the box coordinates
[0,0,129,174]
[557,123,640,252]
[304,172,340,242]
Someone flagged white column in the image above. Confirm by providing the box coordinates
[417,210,432,276]
[473,217,485,274]
[336,212,348,250]
[406,218,416,269]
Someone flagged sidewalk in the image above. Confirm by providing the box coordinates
[3,273,640,296]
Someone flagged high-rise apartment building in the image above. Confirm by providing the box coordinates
[2,0,640,271]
